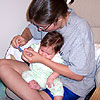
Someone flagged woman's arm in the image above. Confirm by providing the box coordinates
[21,27,32,42]
[11,27,32,48]
[41,57,84,81]
[22,48,84,81]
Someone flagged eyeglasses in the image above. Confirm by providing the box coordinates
[37,23,52,31]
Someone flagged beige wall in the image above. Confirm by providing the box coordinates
[69,0,100,43]
[0,0,31,58]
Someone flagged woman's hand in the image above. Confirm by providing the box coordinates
[11,35,28,48]
[22,47,43,64]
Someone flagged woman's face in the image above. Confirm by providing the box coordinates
[35,23,60,32]
[33,17,63,32]
[33,14,68,32]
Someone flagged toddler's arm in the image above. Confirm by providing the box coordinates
[46,72,59,88]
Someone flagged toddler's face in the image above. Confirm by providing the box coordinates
[38,46,56,60]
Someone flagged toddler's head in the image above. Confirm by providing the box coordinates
[38,31,64,59]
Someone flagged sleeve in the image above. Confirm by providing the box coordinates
[27,24,47,41]
[52,53,64,64]
[27,24,42,40]
[27,24,37,35]
[68,22,95,76]
[30,44,40,52]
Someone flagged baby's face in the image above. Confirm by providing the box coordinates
[38,46,56,60]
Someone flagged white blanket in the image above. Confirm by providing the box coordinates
[5,39,35,61]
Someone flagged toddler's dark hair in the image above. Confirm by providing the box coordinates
[41,31,64,53]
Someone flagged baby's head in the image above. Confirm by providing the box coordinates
[38,31,64,59]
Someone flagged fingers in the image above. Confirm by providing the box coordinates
[19,38,27,47]
[22,47,42,63]
[22,51,32,63]
[22,48,34,63]
[47,82,54,88]
[47,83,51,88]
[11,35,27,48]
[23,48,37,58]
[21,55,29,63]
[11,36,19,48]
[46,80,55,88]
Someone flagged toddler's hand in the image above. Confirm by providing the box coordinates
[46,76,55,88]
[29,80,41,90]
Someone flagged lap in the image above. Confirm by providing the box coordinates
[43,86,80,100]
[0,59,29,74]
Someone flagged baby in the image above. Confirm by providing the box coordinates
[22,31,64,100]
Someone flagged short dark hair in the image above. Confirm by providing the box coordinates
[28,0,68,25]
[40,31,64,53]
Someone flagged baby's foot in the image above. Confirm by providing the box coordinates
[29,80,41,90]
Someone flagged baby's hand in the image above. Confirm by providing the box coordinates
[46,76,55,88]
[29,80,41,90]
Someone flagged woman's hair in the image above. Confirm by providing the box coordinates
[40,31,64,53]
[28,0,69,25]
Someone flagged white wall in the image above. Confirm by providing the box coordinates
[0,0,31,58]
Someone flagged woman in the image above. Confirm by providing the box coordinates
[0,0,96,100]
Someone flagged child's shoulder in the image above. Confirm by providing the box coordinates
[52,53,64,64]
[31,43,40,52]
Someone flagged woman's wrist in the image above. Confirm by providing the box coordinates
[39,55,46,63]
[21,28,32,42]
